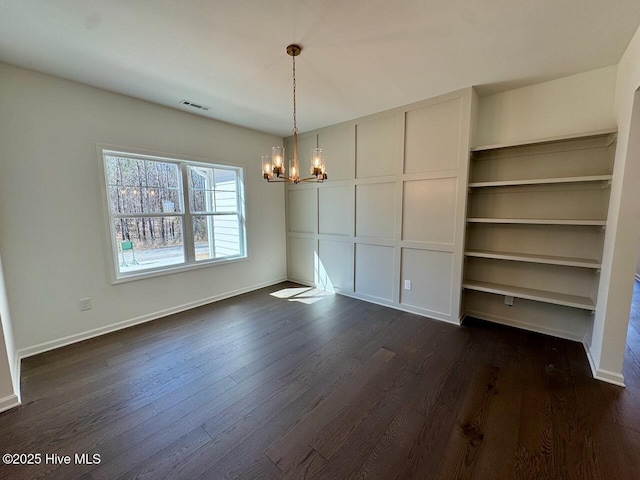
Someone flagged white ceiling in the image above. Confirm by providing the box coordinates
[0,0,639,136]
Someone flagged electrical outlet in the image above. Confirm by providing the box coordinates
[404,280,412,291]
[79,298,92,311]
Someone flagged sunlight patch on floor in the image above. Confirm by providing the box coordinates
[270,287,333,304]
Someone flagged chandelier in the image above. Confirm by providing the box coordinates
[262,45,327,183]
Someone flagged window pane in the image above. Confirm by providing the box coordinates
[214,168,237,189]
[105,156,182,212]
[188,166,208,190]
[105,156,145,187]
[190,188,215,213]
[108,187,181,214]
[152,188,182,213]
[214,215,241,257]
[188,165,216,214]
[106,158,118,185]
[193,214,241,261]
[188,166,239,214]
[146,160,179,188]
[214,169,237,212]
[214,189,237,212]
[113,217,184,272]
[108,186,146,214]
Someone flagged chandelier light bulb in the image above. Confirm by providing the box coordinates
[311,148,324,177]
[262,155,274,179]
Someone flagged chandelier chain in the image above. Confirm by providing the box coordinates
[292,53,297,134]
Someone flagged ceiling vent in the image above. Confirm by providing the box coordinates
[180,100,211,111]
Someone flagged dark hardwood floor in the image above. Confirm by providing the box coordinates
[1,281,640,479]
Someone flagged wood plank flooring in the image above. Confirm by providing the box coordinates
[1,281,639,479]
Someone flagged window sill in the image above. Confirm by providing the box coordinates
[110,255,249,284]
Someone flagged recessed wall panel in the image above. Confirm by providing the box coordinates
[355,244,394,301]
[404,98,462,174]
[356,115,397,178]
[356,182,395,239]
[288,237,315,283]
[288,188,316,234]
[318,240,353,291]
[319,186,353,236]
[401,248,453,315]
[403,178,457,244]
[318,125,355,181]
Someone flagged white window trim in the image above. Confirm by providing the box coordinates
[97,145,249,284]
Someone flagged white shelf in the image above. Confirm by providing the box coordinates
[463,280,596,311]
[468,174,612,188]
[467,218,606,226]
[464,249,601,269]
[470,128,617,152]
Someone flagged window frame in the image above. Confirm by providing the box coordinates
[98,146,248,283]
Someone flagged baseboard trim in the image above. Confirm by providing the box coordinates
[0,394,20,414]
[17,277,287,360]
[583,342,626,387]
[286,277,460,326]
[464,310,584,342]
[13,354,21,403]
[594,368,626,387]
[349,292,460,326]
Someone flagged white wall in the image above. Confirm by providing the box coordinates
[476,66,617,147]
[589,24,640,383]
[286,88,474,324]
[0,63,287,355]
[0,252,19,411]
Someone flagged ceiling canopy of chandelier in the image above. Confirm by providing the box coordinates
[261,45,327,184]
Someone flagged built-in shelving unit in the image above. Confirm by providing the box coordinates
[469,128,617,152]
[463,129,617,340]
[464,249,601,269]
[468,174,612,188]
[463,280,596,311]
[467,218,607,226]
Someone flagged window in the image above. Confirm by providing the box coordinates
[102,149,246,280]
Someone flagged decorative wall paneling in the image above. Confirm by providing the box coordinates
[286,88,475,324]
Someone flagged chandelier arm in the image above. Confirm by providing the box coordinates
[299,176,325,183]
